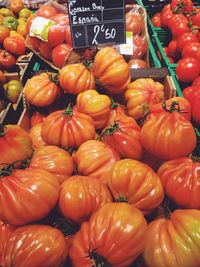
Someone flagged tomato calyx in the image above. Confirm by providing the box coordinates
[63,103,73,117]
[103,121,119,136]
[47,72,59,85]
[82,60,93,70]
[0,123,5,137]
[88,250,112,267]
[162,100,188,114]
[110,98,119,109]
[116,194,128,203]
[0,163,14,177]
[51,216,80,237]
[172,2,192,15]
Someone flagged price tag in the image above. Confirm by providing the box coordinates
[116,31,133,55]
[67,0,126,49]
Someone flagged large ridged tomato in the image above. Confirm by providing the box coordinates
[29,123,46,150]
[102,159,164,214]
[30,111,46,127]
[69,203,147,267]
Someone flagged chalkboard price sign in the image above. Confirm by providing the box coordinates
[67,0,126,49]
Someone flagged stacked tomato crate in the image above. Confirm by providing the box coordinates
[1,0,200,267]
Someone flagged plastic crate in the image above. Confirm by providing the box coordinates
[148,36,162,68]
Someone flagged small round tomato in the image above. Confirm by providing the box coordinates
[192,8,200,26]
[193,76,200,86]
[167,39,179,58]
[9,0,24,14]
[177,33,199,52]
[167,56,174,63]
[4,79,22,103]
[170,0,193,13]
[151,12,162,27]
[168,14,188,30]
[176,57,200,83]
[182,42,200,61]
[0,26,10,44]
[192,99,200,124]
[129,58,148,69]
[171,21,190,37]
[132,36,148,59]
[126,12,142,35]
[52,44,72,68]
[39,42,52,60]
[183,86,200,103]
[0,50,16,70]
[37,5,57,18]
[161,4,173,28]
[48,24,66,48]
[3,36,25,56]
[52,13,69,25]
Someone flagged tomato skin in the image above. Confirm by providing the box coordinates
[132,36,148,59]
[76,90,111,129]
[0,221,16,266]
[182,42,200,61]
[59,175,112,224]
[0,26,10,44]
[192,8,200,26]
[102,159,164,214]
[30,145,75,184]
[168,14,188,30]
[192,99,200,124]
[171,21,189,38]
[52,13,69,25]
[126,12,142,35]
[9,0,23,14]
[3,225,68,267]
[129,58,148,69]
[143,209,200,267]
[39,42,52,60]
[167,39,180,58]
[52,44,72,69]
[37,5,57,18]
[74,140,120,179]
[31,111,46,127]
[177,33,199,52]
[170,0,193,13]
[101,116,143,160]
[69,203,147,267]
[141,111,197,160]
[24,73,60,107]
[0,168,60,225]
[151,12,162,27]
[176,57,200,83]
[93,47,131,94]
[48,24,66,48]
[29,123,46,150]
[26,14,36,35]
[27,35,41,51]
[183,86,200,103]
[105,103,126,126]
[161,4,173,28]
[59,63,95,94]
[3,36,25,56]
[125,78,164,120]
[0,50,16,70]
[193,76,200,86]
[65,24,72,46]
[41,107,95,148]
[0,124,32,165]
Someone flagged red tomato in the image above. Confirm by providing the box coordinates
[3,37,25,56]
[170,0,193,13]
[176,57,200,82]
[177,33,199,52]
[31,111,46,127]
[52,44,72,68]
[151,12,162,27]
[183,86,200,103]
[39,41,52,60]
[168,14,188,30]
[182,42,200,61]
[192,8,200,26]
[27,36,41,51]
[48,24,66,48]
[26,14,36,35]
[129,58,148,69]
[0,50,16,70]
[193,76,200,86]
[126,12,142,35]
[161,4,173,28]
[52,13,69,25]
[192,98,200,124]
[37,5,57,18]
[171,21,190,37]
[65,25,72,46]
[167,56,174,63]
[132,36,148,59]
[0,26,10,44]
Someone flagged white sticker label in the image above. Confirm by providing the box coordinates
[29,16,55,42]
[116,31,133,55]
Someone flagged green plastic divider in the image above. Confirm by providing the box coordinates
[148,37,162,68]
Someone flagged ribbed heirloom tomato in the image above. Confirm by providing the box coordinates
[93,47,131,94]
[29,123,46,150]
[30,146,74,184]
[2,225,68,267]
[158,157,200,209]
[59,175,112,224]
[69,203,147,267]
[41,104,95,148]
[0,167,60,225]
[30,111,46,127]
[101,159,164,214]
[143,209,200,267]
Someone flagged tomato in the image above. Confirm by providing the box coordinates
[65,24,72,46]
[171,21,190,37]
[168,39,181,58]
[52,44,72,68]
[52,13,69,25]
[192,8,200,26]
[176,57,200,82]
[177,32,199,52]
[41,105,95,148]
[69,203,147,267]
[170,0,193,13]
[26,14,36,35]
[0,15,4,25]
[167,56,174,63]
[24,72,60,107]
[182,42,200,61]
[30,145,75,184]
[4,79,22,103]
[129,58,148,69]
[59,175,112,224]
[59,62,95,94]
[0,50,16,70]
[101,116,143,160]
[143,209,200,267]
[168,14,188,30]
[37,5,57,18]
[141,108,197,160]
[39,41,52,60]
[48,24,66,48]
[0,167,60,225]
[29,123,46,150]
[158,157,200,208]
[31,111,46,127]
[126,12,142,35]
[3,36,25,56]
[3,225,68,267]
[27,35,41,51]
[151,12,162,27]
[10,30,25,41]
[0,124,32,165]
[9,0,23,14]
[132,36,148,59]
[18,17,27,25]
[161,4,173,28]
[183,86,200,103]
[76,90,111,129]
[103,159,164,214]
[74,140,120,179]
[193,76,200,86]
[18,8,32,19]
[125,78,164,120]
[105,101,126,126]
[93,47,131,94]
[0,26,10,44]
[0,221,16,266]
[0,8,14,17]
[17,23,26,38]
[192,98,200,124]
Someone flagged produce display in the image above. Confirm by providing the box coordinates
[0,0,200,267]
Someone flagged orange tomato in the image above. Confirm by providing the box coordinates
[10,30,25,41]
[30,111,46,127]
[9,0,24,14]
[29,123,46,150]
[0,26,10,44]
